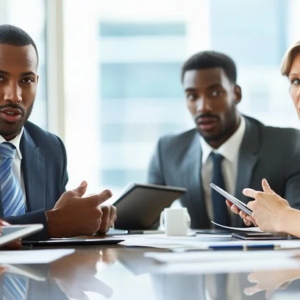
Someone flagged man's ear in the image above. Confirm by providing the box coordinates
[234,84,242,104]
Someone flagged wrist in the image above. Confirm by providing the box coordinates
[276,207,298,234]
[46,209,61,238]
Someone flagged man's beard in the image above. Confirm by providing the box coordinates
[0,103,34,139]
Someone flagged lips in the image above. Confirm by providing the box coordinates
[197,117,219,131]
[0,107,23,123]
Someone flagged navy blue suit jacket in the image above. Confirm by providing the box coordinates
[0,121,68,240]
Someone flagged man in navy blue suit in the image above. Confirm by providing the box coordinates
[0,24,116,239]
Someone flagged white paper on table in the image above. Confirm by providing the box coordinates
[148,258,300,275]
[144,250,300,263]
[211,221,264,232]
[0,249,74,264]
[120,234,231,249]
[144,250,300,274]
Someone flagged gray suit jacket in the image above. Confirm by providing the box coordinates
[147,116,300,228]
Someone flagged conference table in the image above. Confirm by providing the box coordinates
[1,234,300,300]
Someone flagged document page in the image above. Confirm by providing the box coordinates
[211,221,264,232]
[0,249,74,264]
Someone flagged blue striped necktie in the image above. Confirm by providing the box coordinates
[0,142,25,217]
[3,274,28,300]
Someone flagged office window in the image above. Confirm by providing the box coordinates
[63,0,300,196]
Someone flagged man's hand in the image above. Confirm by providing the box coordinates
[97,204,117,234]
[47,181,113,238]
[0,219,21,249]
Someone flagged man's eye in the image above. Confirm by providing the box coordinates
[187,94,197,101]
[211,90,222,97]
[0,76,4,81]
[22,77,34,83]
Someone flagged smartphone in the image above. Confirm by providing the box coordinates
[210,183,253,216]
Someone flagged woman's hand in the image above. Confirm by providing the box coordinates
[242,179,291,233]
[225,200,257,226]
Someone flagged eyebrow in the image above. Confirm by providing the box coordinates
[0,70,36,76]
[185,84,222,92]
[289,73,300,77]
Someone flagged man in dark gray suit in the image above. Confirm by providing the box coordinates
[0,24,116,239]
[148,51,300,229]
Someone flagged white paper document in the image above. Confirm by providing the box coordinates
[143,250,300,274]
[211,221,264,232]
[144,250,300,263]
[0,249,74,264]
[119,234,231,249]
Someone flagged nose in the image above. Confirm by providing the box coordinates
[3,81,22,103]
[196,97,212,113]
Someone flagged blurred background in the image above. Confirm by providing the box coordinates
[0,0,299,198]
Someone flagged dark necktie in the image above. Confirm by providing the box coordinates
[210,152,230,226]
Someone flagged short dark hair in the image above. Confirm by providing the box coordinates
[0,24,39,63]
[181,51,237,83]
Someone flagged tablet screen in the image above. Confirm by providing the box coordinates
[0,225,43,246]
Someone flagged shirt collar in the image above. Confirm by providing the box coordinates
[0,127,24,159]
[200,116,246,163]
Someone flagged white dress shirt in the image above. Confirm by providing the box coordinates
[200,116,246,225]
[0,128,26,209]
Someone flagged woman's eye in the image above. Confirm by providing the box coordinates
[291,78,300,86]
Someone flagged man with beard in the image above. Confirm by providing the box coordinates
[147,51,300,229]
[0,24,116,239]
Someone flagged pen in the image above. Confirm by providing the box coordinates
[209,244,281,251]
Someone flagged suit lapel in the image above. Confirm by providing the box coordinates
[21,128,46,212]
[233,117,260,226]
[182,131,210,226]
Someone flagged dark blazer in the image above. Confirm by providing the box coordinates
[0,121,68,240]
[147,116,300,229]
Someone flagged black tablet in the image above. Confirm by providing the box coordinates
[22,237,124,246]
[113,183,186,230]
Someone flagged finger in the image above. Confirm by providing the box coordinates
[225,200,233,207]
[230,204,240,214]
[243,286,259,296]
[89,190,112,206]
[109,206,117,227]
[262,179,274,194]
[247,273,258,282]
[242,188,257,198]
[70,181,88,198]
[243,217,252,226]
[98,206,110,233]
[246,216,257,226]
